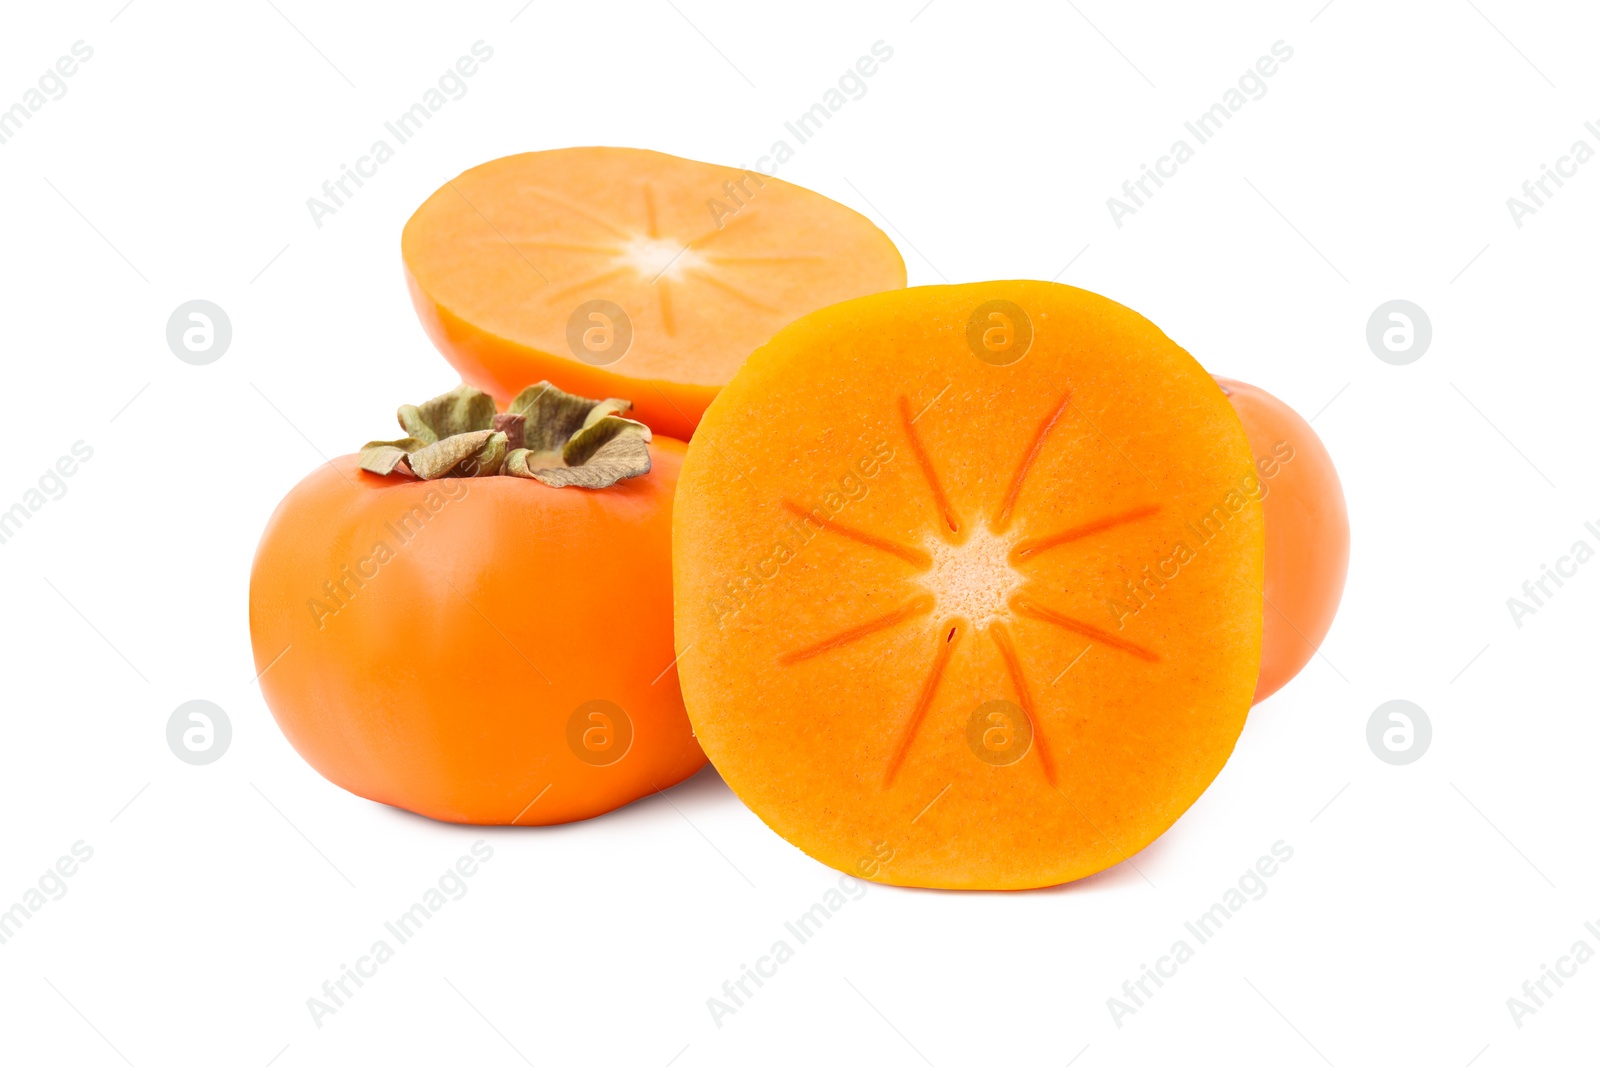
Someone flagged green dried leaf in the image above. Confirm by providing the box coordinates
[406,430,505,479]
[357,437,427,476]
[505,416,652,488]
[398,383,496,444]
[358,381,649,487]
[582,399,634,429]
[472,431,508,478]
[508,381,638,454]
[564,415,643,467]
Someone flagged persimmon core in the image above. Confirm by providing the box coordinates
[918,527,1024,631]
[621,234,704,280]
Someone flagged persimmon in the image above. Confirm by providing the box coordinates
[1213,377,1349,703]
[673,281,1266,890]
[402,147,907,441]
[249,382,704,824]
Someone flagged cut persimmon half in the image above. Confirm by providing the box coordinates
[673,281,1265,890]
[402,147,907,440]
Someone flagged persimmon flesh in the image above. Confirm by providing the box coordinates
[674,281,1266,890]
[402,147,907,440]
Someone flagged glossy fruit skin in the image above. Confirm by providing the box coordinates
[1215,377,1349,703]
[248,440,704,824]
[405,283,718,444]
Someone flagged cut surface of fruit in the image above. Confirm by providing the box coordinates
[403,147,907,439]
[1215,377,1349,703]
[674,281,1265,890]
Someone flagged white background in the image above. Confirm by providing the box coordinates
[1,1,1596,1064]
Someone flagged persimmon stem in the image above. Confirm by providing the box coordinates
[492,412,526,451]
[357,381,653,489]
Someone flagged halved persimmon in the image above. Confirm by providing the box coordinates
[1215,377,1349,703]
[674,281,1265,890]
[402,147,907,440]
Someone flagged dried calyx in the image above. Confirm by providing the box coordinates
[357,382,652,488]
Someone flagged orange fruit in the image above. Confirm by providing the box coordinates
[249,383,703,824]
[402,147,906,440]
[1215,377,1349,702]
[673,281,1265,889]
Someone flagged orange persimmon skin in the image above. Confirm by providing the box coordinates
[404,274,718,444]
[1215,378,1349,703]
[248,440,704,825]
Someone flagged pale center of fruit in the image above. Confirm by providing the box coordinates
[621,235,704,280]
[918,526,1025,630]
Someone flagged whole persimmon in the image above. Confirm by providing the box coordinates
[1214,377,1349,703]
[249,382,704,824]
